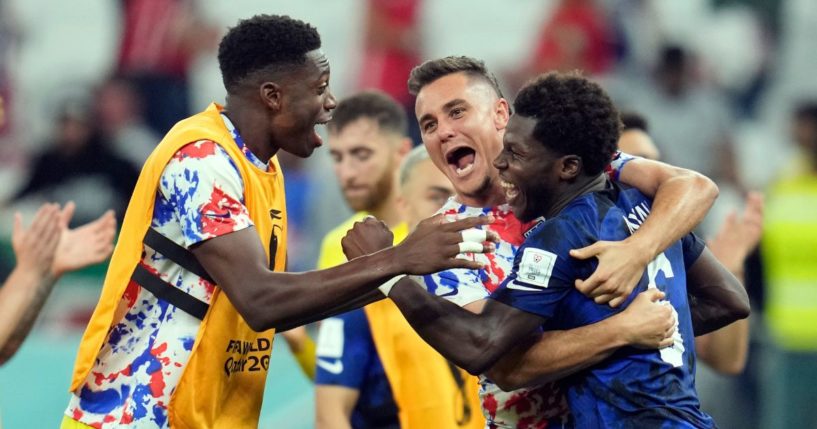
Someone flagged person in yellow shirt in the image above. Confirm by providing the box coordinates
[314,91,485,429]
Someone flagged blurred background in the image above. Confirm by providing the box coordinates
[1,0,816,427]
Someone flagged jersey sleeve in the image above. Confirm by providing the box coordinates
[414,267,489,307]
[314,309,375,389]
[605,151,639,182]
[681,232,706,269]
[490,221,578,319]
[158,140,254,248]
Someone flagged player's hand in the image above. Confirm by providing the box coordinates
[52,205,117,277]
[393,213,497,275]
[341,216,394,260]
[617,289,676,349]
[12,203,63,279]
[707,191,763,274]
[570,239,652,308]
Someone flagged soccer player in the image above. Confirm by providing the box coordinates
[0,202,115,365]
[346,72,750,427]
[371,56,719,428]
[315,93,483,429]
[61,16,493,429]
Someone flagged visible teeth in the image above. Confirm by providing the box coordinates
[455,163,474,175]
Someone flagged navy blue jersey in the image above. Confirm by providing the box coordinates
[491,183,714,429]
[315,309,399,429]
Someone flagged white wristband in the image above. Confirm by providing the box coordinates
[379,274,406,297]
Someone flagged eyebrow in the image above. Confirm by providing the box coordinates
[418,98,467,125]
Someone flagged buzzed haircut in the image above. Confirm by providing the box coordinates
[407,55,506,100]
[620,111,649,133]
[218,14,321,93]
[327,91,408,136]
[399,145,431,187]
[513,72,621,176]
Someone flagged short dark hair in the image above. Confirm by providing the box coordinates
[620,111,649,133]
[218,15,321,93]
[328,91,408,136]
[513,72,621,176]
[407,56,505,100]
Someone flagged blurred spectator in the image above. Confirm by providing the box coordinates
[760,101,817,428]
[506,0,615,93]
[10,97,138,225]
[357,0,423,143]
[116,0,218,135]
[94,76,159,169]
[623,46,741,211]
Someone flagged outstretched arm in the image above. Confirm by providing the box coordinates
[572,157,719,306]
[486,289,675,391]
[192,215,494,332]
[0,204,62,364]
[386,278,543,375]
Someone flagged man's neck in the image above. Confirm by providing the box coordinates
[224,97,277,161]
[455,185,507,209]
[545,174,607,218]
[370,193,404,228]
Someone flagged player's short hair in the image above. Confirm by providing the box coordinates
[328,91,408,136]
[407,56,505,100]
[513,72,621,176]
[620,111,649,133]
[399,145,431,187]
[218,14,321,93]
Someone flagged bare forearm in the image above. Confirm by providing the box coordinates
[236,250,402,332]
[388,278,532,375]
[487,317,628,390]
[275,290,384,332]
[696,319,749,375]
[688,249,750,336]
[0,268,58,365]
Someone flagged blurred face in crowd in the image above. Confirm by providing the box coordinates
[415,72,510,206]
[399,157,455,228]
[618,129,660,160]
[270,50,337,158]
[329,118,406,212]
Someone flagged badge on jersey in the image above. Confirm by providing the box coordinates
[511,247,557,289]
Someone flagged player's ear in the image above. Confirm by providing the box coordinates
[559,155,582,180]
[260,81,282,112]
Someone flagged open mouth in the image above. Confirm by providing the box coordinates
[445,146,477,177]
[499,178,520,204]
[311,116,332,147]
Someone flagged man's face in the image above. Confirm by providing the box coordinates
[329,118,401,212]
[273,50,337,158]
[415,72,509,203]
[493,115,560,222]
[400,158,455,228]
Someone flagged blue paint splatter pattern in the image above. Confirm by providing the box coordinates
[65,117,259,428]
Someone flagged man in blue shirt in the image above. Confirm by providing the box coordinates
[343,72,750,427]
[315,311,399,429]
